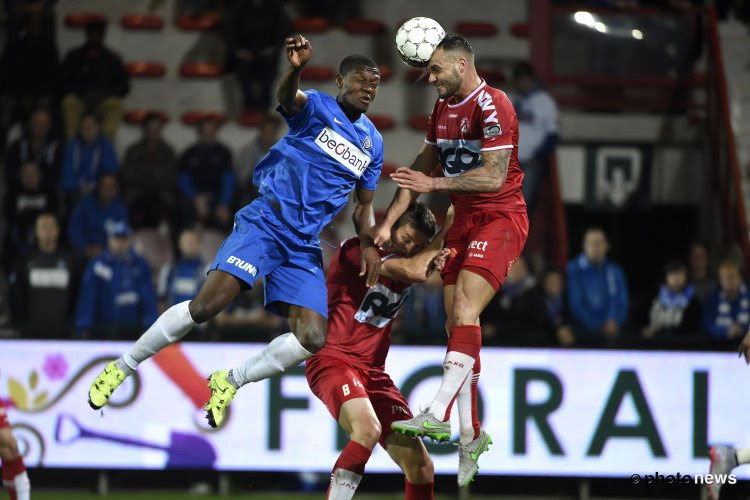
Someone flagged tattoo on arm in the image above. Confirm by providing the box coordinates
[433,148,510,193]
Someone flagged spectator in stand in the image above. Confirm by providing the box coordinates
[3,161,58,269]
[68,172,128,260]
[121,112,178,229]
[4,108,62,191]
[689,242,718,301]
[566,227,629,342]
[178,117,235,229]
[703,259,750,341]
[8,213,79,338]
[235,114,283,205]
[157,228,207,308]
[641,260,701,339]
[0,0,58,154]
[60,111,118,203]
[481,255,549,345]
[75,222,157,340]
[60,19,130,140]
[223,0,290,112]
[541,267,575,347]
[511,62,559,212]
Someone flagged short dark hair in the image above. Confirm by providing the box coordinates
[664,259,687,275]
[339,55,379,76]
[436,33,474,55]
[394,201,436,239]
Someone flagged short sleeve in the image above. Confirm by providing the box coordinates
[425,100,439,145]
[276,90,320,131]
[480,91,516,152]
[358,131,383,191]
[337,237,362,273]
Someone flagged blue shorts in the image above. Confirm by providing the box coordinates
[209,198,328,319]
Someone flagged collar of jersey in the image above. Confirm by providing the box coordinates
[446,79,486,109]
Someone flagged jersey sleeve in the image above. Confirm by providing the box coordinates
[276,89,320,131]
[358,131,383,191]
[424,100,440,145]
[480,91,516,152]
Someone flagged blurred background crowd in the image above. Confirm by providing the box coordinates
[0,0,748,352]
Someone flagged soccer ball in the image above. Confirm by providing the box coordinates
[395,17,445,67]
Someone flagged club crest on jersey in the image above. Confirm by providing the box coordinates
[483,124,502,138]
[362,135,372,150]
[460,117,470,135]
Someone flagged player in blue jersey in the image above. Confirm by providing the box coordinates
[87,35,386,428]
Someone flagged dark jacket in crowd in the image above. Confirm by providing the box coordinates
[702,284,750,339]
[646,284,702,336]
[3,183,58,264]
[60,43,130,99]
[483,276,551,343]
[68,193,128,251]
[224,0,290,56]
[60,134,118,194]
[178,143,235,206]
[5,135,62,190]
[157,257,207,306]
[566,253,629,335]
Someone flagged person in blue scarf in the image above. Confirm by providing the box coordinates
[566,227,628,340]
[702,259,750,340]
[641,260,701,338]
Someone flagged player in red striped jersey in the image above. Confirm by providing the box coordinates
[0,401,30,500]
[375,33,528,485]
[308,202,452,500]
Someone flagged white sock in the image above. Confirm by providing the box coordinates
[11,470,30,500]
[457,370,477,445]
[327,468,362,500]
[428,351,474,422]
[115,301,196,374]
[231,332,312,387]
[737,447,750,465]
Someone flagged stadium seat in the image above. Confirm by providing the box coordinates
[124,109,169,125]
[237,111,265,127]
[65,12,108,28]
[132,228,174,275]
[343,19,385,35]
[126,61,167,78]
[120,14,164,30]
[181,110,226,126]
[176,13,220,30]
[455,21,498,37]
[510,22,530,38]
[404,68,429,84]
[378,65,393,83]
[478,69,506,85]
[368,115,396,131]
[179,62,223,78]
[292,17,331,33]
[300,65,335,82]
[407,115,429,131]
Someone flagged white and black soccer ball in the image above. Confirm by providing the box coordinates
[395,17,446,67]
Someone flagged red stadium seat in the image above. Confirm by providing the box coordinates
[181,111,227,126]
[378,65,392,83]
[176,13,220,30]
[368,115,396,131]
[454,21,498,37]
[292,17,331,33]
[510,22,530,38]
[407,115,429,131]
[478,69,505,85]
[404,68,429,85]
[120,14,164,30]
[124,109,169,125]
[237,111,265,127]
[126,61,167,78]
[300,65,335,82]
[343,19,385,35]
[65,12,107,28]
[179,62,223,78]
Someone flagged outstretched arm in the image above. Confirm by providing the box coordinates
[277,35,312,115]
[353,186,381,288]
[391,148,510,194]
[380,206,454,283]
[374,143,438,246]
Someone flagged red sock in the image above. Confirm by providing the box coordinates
[470,355,481,440]
[2,455,25,500]
[405,479,434,500]
[333,440,372,475]
[446,325,481,360]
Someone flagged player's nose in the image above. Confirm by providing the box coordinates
[428,73,437,83]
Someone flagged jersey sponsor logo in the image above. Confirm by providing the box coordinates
[354,282,408,328]
[436,138,482,177]
[483,124,502,138]
[469,240,489,251]
[476,90,499,125]
[315,127,371,178]
[226,256,258,277]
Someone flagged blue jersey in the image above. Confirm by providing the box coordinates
[253,90,384,237]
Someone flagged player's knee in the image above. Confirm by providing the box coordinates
[398,447,434,483]
[295,322,327,353]
[350,420,382,449]
[188,299,212,324]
